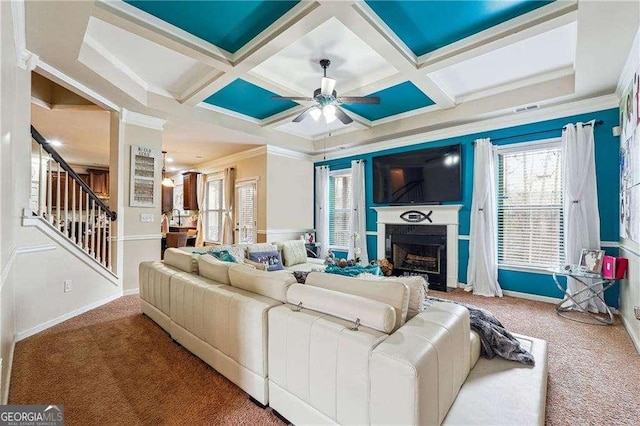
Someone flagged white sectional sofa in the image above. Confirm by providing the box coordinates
[139,248,548,425]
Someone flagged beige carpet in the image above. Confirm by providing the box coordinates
[9,291,640,425]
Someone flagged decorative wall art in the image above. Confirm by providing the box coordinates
[619,65,640,245]
[130,145,159,208]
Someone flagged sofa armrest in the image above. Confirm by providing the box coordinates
[306,257,326,265]
[370,302,471,426]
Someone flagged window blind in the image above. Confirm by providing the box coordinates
[204,178,224,242]
[497,146,564,269]
[329,172,352,248]
[236,181,257,244]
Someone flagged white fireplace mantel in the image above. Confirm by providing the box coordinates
[371,205,463,289]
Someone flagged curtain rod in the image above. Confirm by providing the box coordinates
[474,120,604,144]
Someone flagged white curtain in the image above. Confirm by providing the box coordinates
[195,173,206,247]
[315,166,330,259]
[221,167,235,245]
[348,160,369,264]
[467,138,502,297]
[562,121,605,313]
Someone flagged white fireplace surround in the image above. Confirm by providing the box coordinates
[372,205,463,289]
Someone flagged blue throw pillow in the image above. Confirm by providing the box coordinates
[210,249,236,263]
[325,264,382,277]
[249,250,283,271]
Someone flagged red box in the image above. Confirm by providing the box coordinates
[602,256,628,279]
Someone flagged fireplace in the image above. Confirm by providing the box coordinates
[373,205,462,291]
[386,225,448,292]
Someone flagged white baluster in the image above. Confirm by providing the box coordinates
[47,155,52,223]
[64,169,69,237]
[96,211,102,264]
[91,200,96,259]
[56,163,61,230]
[71,180,76,243]
[101,214,107,266]
[85,191,90,252]
[38,145,44,217]
[78,187,83,248]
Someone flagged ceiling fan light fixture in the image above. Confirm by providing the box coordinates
[310,106,322,122]
[323,104,337,123]
[320,77,336,96]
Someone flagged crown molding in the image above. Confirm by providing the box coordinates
[195,146,268,174]
[11,0,38,71]
[121,109,167,130]
[266,145,313,161]
[196,102,262,125]
[312,94,618,162]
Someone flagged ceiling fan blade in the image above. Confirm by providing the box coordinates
[336,96,380,104]
[292,108,313,123]
[335,107,353,124]
[320,77,336,96]
[272,96,314,102]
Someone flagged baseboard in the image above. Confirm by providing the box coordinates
[501,289,563,305]
[123,288,139,296]
[2,338,15,404]
[16,292,122,342]
[620,313,640,355]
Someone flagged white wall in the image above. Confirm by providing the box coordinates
[618,27,640,354]
[0,0,30,403]
[266,152,314,242]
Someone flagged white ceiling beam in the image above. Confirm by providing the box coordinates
[418,1,578,74]
[338,2,456,108]
[182,3,338,106]
[574,0,640,97]
[314,74,576,152]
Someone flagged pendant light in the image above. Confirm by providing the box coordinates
[161,151,175,187]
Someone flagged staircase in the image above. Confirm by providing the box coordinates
[28,125,116,274]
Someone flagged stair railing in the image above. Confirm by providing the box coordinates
[31,125,117,272]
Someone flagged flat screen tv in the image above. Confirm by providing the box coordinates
[373,144,462,204]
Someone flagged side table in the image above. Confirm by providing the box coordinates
[550,266,615,325]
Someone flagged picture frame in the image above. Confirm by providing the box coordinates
[578,249,605,274]
[130,145,160,208]
[303,232,316,244]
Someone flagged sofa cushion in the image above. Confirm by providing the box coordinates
[209,245,245,263]
[245,243,278,254]
[358,273,427,320]
[228,265,296,303]
[305,272,410,330]
[164,248,199,274]
[248,250,284,271]
[197,255,237,285]
[278,240,307,267]
[287,284,396,333]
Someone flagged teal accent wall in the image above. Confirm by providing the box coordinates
[317,108,621,307]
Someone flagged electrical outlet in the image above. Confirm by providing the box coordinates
[140,213,154,223]
[64,280,72,293]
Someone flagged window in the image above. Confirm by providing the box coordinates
[236,180,257,244]
[329,170,352,249]
[204,177,224,242]
[497,141,564,269]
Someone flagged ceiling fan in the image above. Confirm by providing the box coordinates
[271,59,380,125]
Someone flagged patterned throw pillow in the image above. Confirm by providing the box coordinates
[248,251,284,271]
[210,250,236,263]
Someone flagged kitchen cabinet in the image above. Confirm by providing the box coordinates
[182,172,200,211]
[87,168,109,198]
[162,184,174,213]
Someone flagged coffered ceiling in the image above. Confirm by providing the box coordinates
[25,0,640,157]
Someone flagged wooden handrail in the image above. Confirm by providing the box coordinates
[31,125,117,221]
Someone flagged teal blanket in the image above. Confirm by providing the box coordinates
[324,264,382,277]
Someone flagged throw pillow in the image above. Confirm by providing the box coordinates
[358,273,427,319]
[280,240,307,267]
[248,250,284,271]
[325,264,383,277]
[209,245,245,263]
[210,250,236,263]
